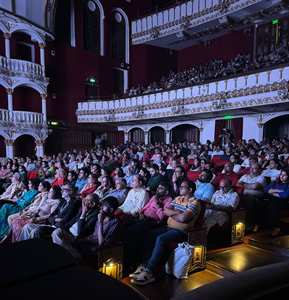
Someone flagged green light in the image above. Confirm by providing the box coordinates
[272,19,279,25]
[51,121,59,126]
[224,115,233,120]
[89,78,96,84]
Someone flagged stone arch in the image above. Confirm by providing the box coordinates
[171,124,200,143]
[168,121,201,131]
[149,126,165,144]
[264,114,289,140]
[10,26,45,45]
[12,80,45,96]
[128,127,144,143]
[13,133,37,157]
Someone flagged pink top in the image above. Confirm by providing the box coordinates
[141,195,172,222]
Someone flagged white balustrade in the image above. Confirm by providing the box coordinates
[0,55,45,79]
[0,109,44,125]
[77,66,289,123]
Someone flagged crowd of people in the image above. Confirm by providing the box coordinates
[0,137,289,285]
[127,41,289,97]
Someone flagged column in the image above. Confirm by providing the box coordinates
[144,131,149,145]
[242,115,260,142]
[6,88,13,121]
[257,124,264,143]
[124,131,129,144]
[199,119,215,144]
[4,33,11,58]
[35,140,45,157]
[39,43,45,67]
[5,139,14,159]
[165,130,171,144]
[41,94,47,122]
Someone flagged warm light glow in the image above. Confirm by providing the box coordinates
[50,121,58,126]
[232,222,245,244]
[100,259,122,280]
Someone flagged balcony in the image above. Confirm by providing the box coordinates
[131,0,282,49]
[0,110,45,126]
[77,66,289,124]
[0,56,46,81]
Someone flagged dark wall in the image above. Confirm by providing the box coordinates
[13,87,41,112]
[131,44,177,87]
[177,30,252,71]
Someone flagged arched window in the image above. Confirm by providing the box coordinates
[83,0,104,55]
[111,8,129,64]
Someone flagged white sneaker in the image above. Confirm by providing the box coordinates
[129,264,146,279]
[131,269,155,286]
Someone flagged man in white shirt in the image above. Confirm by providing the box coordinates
[261,159,281,183]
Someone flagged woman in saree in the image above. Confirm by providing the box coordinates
[0,173,26,203]
[0,180,38,241]
[11,185,62,242]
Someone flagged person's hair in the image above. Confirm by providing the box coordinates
[102,196,119,211]
[150,164,159,172]
[175,165,185,173]
[181,180,195,192]
[158,181,170,191]
[29,179,40,189]
[41,181,51,191]
[202,169,213,182]
[51,185,62,199]
[87,193,99,204]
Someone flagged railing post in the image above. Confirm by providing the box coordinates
[41,94,47,122]
[4,33,11,58]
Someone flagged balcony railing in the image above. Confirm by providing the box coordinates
[131,0,279,45]
[0,56,45,80]
[77,66,289,123]
[0,109,45,125]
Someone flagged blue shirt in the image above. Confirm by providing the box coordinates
[265,182,289,199]
[194,180,215,201]
[75,178,88,192]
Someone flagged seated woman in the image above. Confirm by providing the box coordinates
[0,173,25,203]
[8,182,60,242]
[0,180,38,241]
[79,174,97,198]
[263,169,289,237]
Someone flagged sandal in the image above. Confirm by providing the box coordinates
[131,269,155,286]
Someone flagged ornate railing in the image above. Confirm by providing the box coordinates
[0,56,45,80]
[131,0,280,45]
[77,66,289,123]
[0,109,45,125]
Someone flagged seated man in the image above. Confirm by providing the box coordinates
[130,180,201,285]
[213,162,239,192]
[51,193,99,257]
[194,170,215,202]
[204,178,240,233]
[237,164,265,232]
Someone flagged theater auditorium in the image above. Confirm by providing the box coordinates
[1,0,289,299]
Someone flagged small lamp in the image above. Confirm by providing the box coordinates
[99,258,122,280]
[188,245,206,273]
[231,221,245,244]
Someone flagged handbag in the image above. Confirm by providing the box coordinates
[165,242,194,279]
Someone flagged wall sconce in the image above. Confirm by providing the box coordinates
[231,222,245,245]
[99,258,122,280]
[188,245,206,273]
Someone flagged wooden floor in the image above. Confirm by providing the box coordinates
[122,231,289,300]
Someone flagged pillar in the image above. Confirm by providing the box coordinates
[35,140,45,157]
[165,130,171,144]
[41,94,47,122]
[39,43,45,67]
[6,88,13,121]
[5,139,14,158]
[4,33,11,58]
[144,131,149,145]
[124,131,129,144]
[200,119,215,144]
[257,124,264,143]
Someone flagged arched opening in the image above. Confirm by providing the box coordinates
[150,126,165,144]
[0,136,6,158]
[0,32,5,56]
[11,31,39,63]
[171,124,200,143]
[14,134,36,158]
[13,86,41,112]
[111,10,126,62]
[0,86,7,109]
[83,0,103,55]
[129,128,144,144]
[264,114,289,140]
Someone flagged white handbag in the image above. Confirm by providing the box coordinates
[165,242,194,279]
